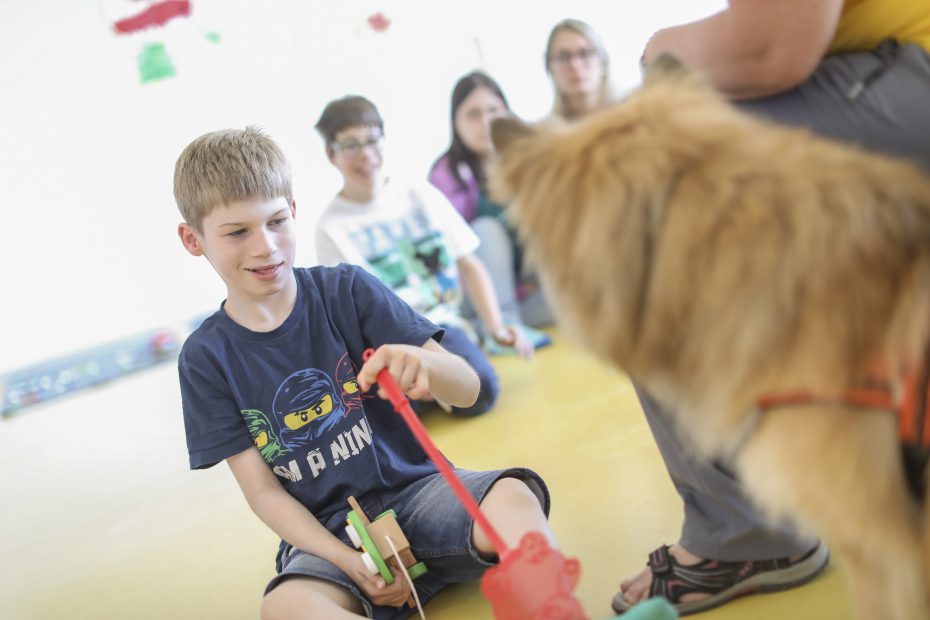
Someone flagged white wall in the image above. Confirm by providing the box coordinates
[0,0,724,374]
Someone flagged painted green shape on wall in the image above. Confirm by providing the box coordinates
[205,31,221,44]
[137,41,176,84]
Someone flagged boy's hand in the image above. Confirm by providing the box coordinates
[358,345,431,401]
[492,326,534,360]
[344,552,413,607]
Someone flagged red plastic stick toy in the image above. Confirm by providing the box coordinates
[363,348,587,619]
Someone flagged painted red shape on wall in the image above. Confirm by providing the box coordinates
[367,12,391,32]
[114,0,191,34]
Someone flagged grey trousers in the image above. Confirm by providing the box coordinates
[637,41,930,561]
[471,216,554,329]
[461,216,555,334]
[739,40,930,172]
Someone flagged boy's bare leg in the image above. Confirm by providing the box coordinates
[474,477,555,557]
[261,577,366,620]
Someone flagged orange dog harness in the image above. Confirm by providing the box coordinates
[755,360,930,497]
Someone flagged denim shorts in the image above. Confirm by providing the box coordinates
[265,467,550,620]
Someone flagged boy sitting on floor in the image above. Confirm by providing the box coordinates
[173,126,555,620]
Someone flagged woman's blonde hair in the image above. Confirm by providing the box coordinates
[544,18,613,119]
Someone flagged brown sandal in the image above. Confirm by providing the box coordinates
[611,542,829,616]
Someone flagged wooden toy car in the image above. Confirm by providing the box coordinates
[345,496,428,608]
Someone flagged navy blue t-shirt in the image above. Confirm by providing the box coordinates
[178,265,444,525]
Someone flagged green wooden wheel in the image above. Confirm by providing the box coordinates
[346,510,393,584]
[407,561,428,580]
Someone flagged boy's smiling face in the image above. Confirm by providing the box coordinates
[327,124,384,200]
[179,196,297,308]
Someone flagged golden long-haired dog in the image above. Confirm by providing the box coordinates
[490,56,930,620]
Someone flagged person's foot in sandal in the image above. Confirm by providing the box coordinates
[611,541,829,616]
[619,544,709,608]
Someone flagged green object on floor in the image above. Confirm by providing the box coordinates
[615,597,679,620]
[484,325,552,355]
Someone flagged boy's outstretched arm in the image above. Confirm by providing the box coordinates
[226,447,412,608]
[456,253,533,359]
[357,339,479,408]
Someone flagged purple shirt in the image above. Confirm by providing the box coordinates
[428,154,479,222]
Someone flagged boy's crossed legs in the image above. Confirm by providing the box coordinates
[261,469,551,620]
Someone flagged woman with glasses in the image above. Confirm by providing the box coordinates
[429,72,554,343]
[545,18,616,121]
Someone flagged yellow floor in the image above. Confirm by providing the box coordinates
[0,330,850,619]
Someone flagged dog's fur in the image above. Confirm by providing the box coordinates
[490,56,930,619]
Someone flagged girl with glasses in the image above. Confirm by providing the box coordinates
[429,72,555,346]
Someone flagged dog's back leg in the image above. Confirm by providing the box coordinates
[735,403,927,620]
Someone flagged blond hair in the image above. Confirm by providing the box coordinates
[173,126,293,231]
[544,18,614,120]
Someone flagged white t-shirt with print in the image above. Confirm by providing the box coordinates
[315,177,480,329]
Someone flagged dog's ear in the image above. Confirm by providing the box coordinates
[489,116,540,203]
[491,115,535,156]
[643,53,690,84]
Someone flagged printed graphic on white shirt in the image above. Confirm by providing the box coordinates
[348,206,463,323]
